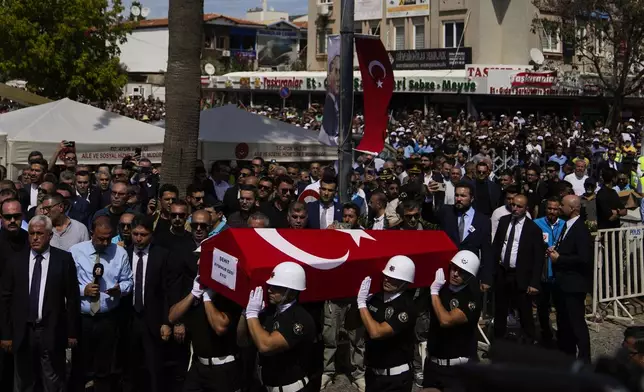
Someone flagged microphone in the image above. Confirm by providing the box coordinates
[93,263,104,286]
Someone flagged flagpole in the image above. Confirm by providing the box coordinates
[338,0,355,203]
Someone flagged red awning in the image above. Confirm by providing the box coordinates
[199,228,457,306]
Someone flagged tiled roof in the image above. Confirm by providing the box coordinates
[293,21,308,29]
[133,13,265,29]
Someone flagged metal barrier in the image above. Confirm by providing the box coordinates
[590,226,644,323]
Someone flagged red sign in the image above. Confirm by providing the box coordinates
[510,71,557,88]
[199,228,457,306]
[263,77,303,89]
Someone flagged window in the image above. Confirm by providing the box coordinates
[443,21,464,48]
[395,25,405,50]
[215,36,226,49]
[369,21,380,36]
[540,28,560,52]
[414,24,425,49]
[317,0,333,4]
[317,30,330,54]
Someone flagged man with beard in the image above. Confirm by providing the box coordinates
[433,181,494,292]
[473,162,501,217]
[385,179,402,228]
[287,201,308,229]
[75,170,102,217]
[186,184,206,213]
[155,200,192,249]
[0,199,29,391]
[112,212,136,248]
[153,184,180,234]
[306,176,342,229]
[367,191,388,230]
[227,185,259,228]
[261,176,295,228]
[256,177,274,207]
[27,159,47,211]
[342,203,362,229]
[523,165,543,216]
[395,200,423,230]
[41,194,90,251]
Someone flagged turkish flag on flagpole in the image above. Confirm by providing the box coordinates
[354,35,394,155]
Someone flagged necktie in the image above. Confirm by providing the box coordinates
[502,218,517,269]
[90,253,101,315]
[320,207,328,229]
[29,254,44,322]
[555,223,569,250]
[458,214,465,242]
[134,251,144,312]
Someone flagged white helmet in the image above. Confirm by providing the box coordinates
[266,262,306,291]
[382,255,415,283]
[450,250,480,277]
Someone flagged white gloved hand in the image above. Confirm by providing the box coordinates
[357,277,372,309]
[245,286,264,319]
[203,289,214,302]
[191,275,204,299]
[430,268,446,295]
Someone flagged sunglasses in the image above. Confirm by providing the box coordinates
[170,213,187,219]
[280,188,294,195]
[119,223,132,229]
[190,222,209,231]
[2,213,21,221]
[259,185,272,191]
[193,196,204,201]
[239,172,249,178]
[404,213,420,219]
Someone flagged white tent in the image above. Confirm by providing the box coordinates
[198,105,335,163]
[0,98,165,175]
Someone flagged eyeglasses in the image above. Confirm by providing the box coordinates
[190,222,209,231]
[404,213,420,219]
[2,213,21,221]
[280,188,294,195]
[193,196,204,201]
[259,185,272,191]
[170,213,187,219]
[119,223,132,230]
[40,203,62,213]
[64,156,77,161]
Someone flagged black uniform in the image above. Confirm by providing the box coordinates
[258,304,317,391]
[423,284,482,391]
[365,292,417,392]
[183,296,243,392]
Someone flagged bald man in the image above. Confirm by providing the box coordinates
[547,195,592,362]
[492,194,545,344]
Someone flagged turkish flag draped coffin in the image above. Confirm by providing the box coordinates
[199,228,457,306]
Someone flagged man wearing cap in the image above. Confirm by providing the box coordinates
[422,251,482,391]
[240,262,317,392]
[357,256,418,392]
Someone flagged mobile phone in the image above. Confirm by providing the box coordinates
[63,140,75,148]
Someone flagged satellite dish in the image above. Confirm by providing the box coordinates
[130,5,141,16]
[530,48,545,65]
[204,63,216,75]
[141,7,151,17]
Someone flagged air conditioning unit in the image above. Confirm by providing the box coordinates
[318,4,330,16]
[222,50,231,57]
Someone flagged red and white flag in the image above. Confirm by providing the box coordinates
[354,35,394,154]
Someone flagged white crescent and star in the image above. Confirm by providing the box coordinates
[368,60,386,88]
[253,229,376,270]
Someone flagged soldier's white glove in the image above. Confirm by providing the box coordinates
[245,286,264,319]
[191,275,204,299]
[357,277,372,309]
[430,268,446,296]
[203,289,214,302]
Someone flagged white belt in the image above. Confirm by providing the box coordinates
[197,355,235,366]
[369,363,410,376]
[430,357,469,366]
[265,376,309,392]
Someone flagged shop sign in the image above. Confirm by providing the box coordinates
[390,48,472,70]
[262,77,304,89]
[510,71,557,88]
[466,64,530,78]
[486,69,580,96]
[355,77,477,93]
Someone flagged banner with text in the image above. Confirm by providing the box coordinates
[355,0,383,21]
[390,48,472,70]
[387,0,429,18]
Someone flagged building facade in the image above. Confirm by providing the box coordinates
[307,0,545,71]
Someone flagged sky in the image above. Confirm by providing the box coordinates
[122,0,309,19]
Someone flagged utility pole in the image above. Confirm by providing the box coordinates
[337,0,354,203]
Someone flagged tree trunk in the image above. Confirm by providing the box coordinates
[162,0,204,197]
[606,95,624,131]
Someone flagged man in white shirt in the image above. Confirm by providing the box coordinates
[491,185,532,241]
[368,191,387,230]
[563,160,589,196]
[28,159,47,209]
[443,166,463,206]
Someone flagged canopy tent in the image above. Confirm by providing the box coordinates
[0,98,165,175]
[198,105,335,163]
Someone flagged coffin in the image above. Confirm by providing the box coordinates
[199,228,457,306]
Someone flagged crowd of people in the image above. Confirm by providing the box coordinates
[0,102,642,392]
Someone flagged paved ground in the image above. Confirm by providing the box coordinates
[323,313,644,392]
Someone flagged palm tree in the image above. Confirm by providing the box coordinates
[162,0,204,196]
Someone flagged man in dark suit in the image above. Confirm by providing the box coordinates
[473,161,501,217]
[595,148,622,178]
[306,176,342,229]
[433,181,494,291]
[492,194,545,344]
[122,215,173,392]
[1,215,80,392]
[547,195,592,363]
[222,166,253,215]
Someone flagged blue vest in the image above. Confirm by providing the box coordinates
[534,217,565,281]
